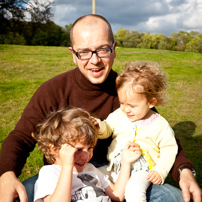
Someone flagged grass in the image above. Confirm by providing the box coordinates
[0,44,202,189]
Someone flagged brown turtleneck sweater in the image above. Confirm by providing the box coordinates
[0,68,194,182]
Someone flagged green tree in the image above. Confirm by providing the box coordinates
[196,39,202,53]
[31,22,65,46]
[3,32,26,45]
[0,0,54,44]
[185,37,202,53]
[115,27,129,46]
[189,31,200,39]
[171,31,191,51]
[61,24,72,46]
[137,33,153,49]
[151,34,166,49]
[123,30,141,48]
[158,37,176,50]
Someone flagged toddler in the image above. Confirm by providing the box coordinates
[94,61,178,202]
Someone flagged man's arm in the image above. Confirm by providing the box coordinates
[0,172,27,202]
[0,77,64,201]
[172,138,202,202]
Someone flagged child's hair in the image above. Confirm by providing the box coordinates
[116,61,167,106]
[32,107,98,164]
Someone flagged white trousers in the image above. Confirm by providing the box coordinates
[125,170,151,202]
[98,166,151,202]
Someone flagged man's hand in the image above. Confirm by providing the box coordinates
[0,171,27,202]
[179,168,202,202]
[148,170,162,185]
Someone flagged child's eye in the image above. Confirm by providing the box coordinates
[77,148,82,152]
[88,147,94,151]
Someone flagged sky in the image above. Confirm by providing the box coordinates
[50,0,202,37]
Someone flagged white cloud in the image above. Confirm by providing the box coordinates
[53,5,76,26]
[50,0,202,36]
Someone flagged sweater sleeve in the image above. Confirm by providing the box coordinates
[151,122,178,184]
[171,138,195,182]
[0,76,66,177]
[96,118,114,139]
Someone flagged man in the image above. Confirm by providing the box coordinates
[0,14,201,202]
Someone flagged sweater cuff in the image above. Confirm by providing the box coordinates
[171,158,195,182]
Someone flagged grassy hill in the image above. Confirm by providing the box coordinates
[0,44,202,188]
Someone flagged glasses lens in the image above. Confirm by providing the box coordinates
[97,48,111,57]
[78,51,92,59]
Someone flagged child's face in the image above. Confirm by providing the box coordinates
[73,139,94,173]
[118,86,153,122]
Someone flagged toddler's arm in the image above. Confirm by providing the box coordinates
[90,116,113,139]
[105,141,141,201]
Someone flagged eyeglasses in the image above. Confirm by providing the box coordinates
[72,42,115,60]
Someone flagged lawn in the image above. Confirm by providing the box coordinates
[0,44,202,189]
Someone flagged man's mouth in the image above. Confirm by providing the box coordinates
[91,67,104,72]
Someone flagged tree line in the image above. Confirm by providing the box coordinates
[114,28,202,53]
[0,0,71,46]
[1,0,202,53]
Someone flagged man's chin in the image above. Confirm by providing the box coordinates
[88,76,107,84]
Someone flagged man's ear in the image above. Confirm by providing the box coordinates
[68,47,77,65]
[149,98,157,108]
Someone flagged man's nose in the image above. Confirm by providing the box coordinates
[89,52,101,64]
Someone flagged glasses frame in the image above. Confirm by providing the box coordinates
[72,42,115,60]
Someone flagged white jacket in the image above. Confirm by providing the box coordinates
[97,108,178,184]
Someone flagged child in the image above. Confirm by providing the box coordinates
[94,61,178,202]
[32,107,141,202]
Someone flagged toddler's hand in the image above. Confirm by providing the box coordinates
[90,116,100,130]
[148,170,162,184]
[122,141,141,164]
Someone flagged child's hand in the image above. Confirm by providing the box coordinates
[148,170,162,184]
[90,116,100,130]
[122,141,141,164]
[59,143,77,167]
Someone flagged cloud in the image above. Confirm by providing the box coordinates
[51,0,202,36]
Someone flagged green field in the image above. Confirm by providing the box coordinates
[0,44,202,189]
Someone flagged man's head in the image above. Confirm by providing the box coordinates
[69,14,116,84]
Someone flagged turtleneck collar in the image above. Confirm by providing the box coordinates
[74,67,118,94]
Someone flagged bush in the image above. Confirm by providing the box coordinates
[185,37,202,53]
[0,35,5,44]
[3,32,26,45]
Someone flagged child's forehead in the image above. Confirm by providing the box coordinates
[74,141,92,148]
[73,137,91,146]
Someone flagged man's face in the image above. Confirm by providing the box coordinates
[69,20,116,84]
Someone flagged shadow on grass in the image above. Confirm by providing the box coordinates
[173,121,196,138]
[170,121,202,188]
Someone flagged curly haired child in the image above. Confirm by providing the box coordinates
[32,107,141,202]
